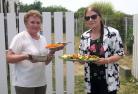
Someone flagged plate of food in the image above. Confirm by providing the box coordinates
[45,42,71,50]
[59,53,99,62]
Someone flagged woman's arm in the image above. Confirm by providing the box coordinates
[7,49,29,64]
[97,55,122,65]
[97,30,124,65]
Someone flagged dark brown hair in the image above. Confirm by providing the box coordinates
[84,6,104,42]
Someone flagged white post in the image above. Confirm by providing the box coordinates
[0,13,8,94]
[42,12,53,94]
[8,0,15,13]
[132,14,138,79]
[19,13,26,32]
[65,12,75,94]
[54,12,64,94]
[7,13,17,94]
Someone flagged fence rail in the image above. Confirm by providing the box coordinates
[0,12,75,94]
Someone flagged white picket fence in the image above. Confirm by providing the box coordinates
[0,12,75,94]
[132,14,138,79]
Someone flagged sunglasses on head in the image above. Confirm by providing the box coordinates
[84,14,98,21]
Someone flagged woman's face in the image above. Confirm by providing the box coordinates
[26,16,41,34]
[85,10,101,30]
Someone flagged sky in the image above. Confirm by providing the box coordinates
[19,0,138,15]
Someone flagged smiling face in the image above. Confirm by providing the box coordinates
[24,10,42,36]
[26,16,41,34]
[84,8,102,30]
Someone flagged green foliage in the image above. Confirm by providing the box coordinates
[126,26,133,54]
[42,6,68,12]
[75,7,86,18]
[90,1,114,16]
[75,1,114,19]
[105,11,126,41]
[19,1,43,12]
[19,1,68,13]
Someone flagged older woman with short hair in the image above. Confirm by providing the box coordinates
[7,10,64,94]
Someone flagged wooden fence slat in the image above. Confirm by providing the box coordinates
[132,15,136,78]
[54,12,64,94]
[135,14,138,79]
[132,14,138,79]
[65,12,75,94]
[0,13,8,94]
[132,16,135,77]
[7,13,17,45]
[7,13,17,94]
[19,13,26,32]
[42,12,53,94]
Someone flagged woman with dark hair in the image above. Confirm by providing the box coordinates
[79,6,124,94]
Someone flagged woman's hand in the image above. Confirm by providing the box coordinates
[94,58,109,65]
[45,53,54,65]
[95,55,122,65]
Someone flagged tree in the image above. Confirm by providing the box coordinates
[19,1,43,12]
[42,6,68,12]
[19,1,68,13]
[89,2,114,17]
[75,7,86,18]
[106,11,125,41]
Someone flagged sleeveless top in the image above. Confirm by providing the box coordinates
[88,38,106,80]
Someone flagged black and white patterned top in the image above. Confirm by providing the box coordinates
[79,26,124,93]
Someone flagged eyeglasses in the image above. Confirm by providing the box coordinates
[84,14,98,21]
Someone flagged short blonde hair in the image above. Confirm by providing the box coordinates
[24,10,42,25]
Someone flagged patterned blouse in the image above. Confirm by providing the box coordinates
[79,26,124,93]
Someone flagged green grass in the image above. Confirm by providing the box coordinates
[118,76,138,94]
[75,75,85,94]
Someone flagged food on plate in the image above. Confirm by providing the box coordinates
[60,53,99,62]
[45,43,64,48]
